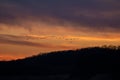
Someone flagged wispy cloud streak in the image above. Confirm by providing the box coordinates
[0,34,76,49]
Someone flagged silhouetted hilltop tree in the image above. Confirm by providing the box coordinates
[0,46,119,79]
[102,45,120,50]
[62,46,119,80]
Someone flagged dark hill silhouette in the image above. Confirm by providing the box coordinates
[0,46,120,80]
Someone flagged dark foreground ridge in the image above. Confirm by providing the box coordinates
[0,46,120,80]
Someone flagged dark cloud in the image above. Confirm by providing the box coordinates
[0,34,47,40]
[0,34,48,48]
[0,0,120,31]
[0,37,44,47]
[0,34,73,49]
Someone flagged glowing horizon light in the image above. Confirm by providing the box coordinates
[0,0,120,60]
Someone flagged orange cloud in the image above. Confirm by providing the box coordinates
[26,34,120,41]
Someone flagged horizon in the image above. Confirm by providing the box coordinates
[0,0,120,60]
[0,45,119,61]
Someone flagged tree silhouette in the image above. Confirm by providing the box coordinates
[0,46,119,80]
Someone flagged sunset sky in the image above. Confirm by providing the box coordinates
[0,0,120,60]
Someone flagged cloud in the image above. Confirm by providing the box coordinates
[0,37,47,48]
[0,34,48,40]
[0,34,75,49]
[0,0,120,32]
[0,34,52,48]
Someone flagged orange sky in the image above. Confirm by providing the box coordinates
[0,0,120,60]
[0,21,120,60]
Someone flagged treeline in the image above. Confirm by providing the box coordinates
[0,46,119,76]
